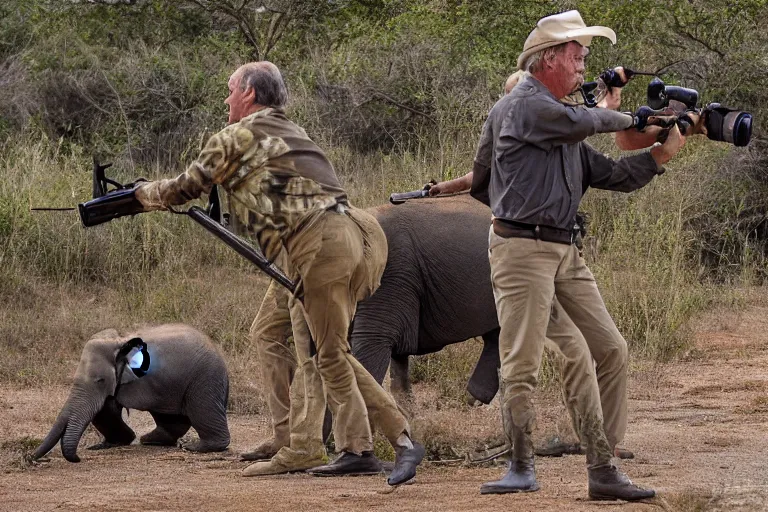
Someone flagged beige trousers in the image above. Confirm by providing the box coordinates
[490,230,625,466]
[282,206,410,455]
[250,271,295,449]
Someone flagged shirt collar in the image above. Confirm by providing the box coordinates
[520,75,560,103]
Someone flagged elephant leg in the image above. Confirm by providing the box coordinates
[140,412,191,446]
[389,354,411,401]
[183,390,230,453]
[466,328,501,404]
[88,397,136,450]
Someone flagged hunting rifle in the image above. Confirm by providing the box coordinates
[32,158,296,293]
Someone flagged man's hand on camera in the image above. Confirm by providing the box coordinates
[631,106,679,132]
[597,86,622,110]
[596,67,627,110]
[631,106,655,130]
[650,124,686,167]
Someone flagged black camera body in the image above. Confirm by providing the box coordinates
[647,78,699,110]
[647,78,752,147]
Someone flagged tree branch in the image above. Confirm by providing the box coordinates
[357,91,436,124]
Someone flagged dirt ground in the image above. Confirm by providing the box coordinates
[3,306,768,511]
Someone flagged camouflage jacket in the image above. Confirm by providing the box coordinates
[136,108,347,262]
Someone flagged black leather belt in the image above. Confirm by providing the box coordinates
[492,218,575,245]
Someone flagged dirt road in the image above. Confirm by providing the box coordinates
[3,306,768,511]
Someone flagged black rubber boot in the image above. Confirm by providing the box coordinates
[388,441,426,486]
[480,458,539,494]
[307,451,383,477]
[588,464,655,501]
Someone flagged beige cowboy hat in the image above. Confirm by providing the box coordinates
[517,10,616,70]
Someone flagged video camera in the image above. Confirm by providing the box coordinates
[646,78,752,147]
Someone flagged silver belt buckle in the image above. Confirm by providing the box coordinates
[330,203,347,214]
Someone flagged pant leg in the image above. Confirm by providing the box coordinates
[554,246,629,450]
[348,356,411,444]
[544,299,613,466]
[286,212,373,455]
[250,273,295,447]
[272,296,327,461]
[344,207,410,445]
[489,231,560,460]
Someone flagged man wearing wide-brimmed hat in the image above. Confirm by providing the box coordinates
[479,10,686,500]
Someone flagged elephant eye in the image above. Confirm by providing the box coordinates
[94,377,105,384]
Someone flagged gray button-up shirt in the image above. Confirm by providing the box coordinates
[475,75,663,230]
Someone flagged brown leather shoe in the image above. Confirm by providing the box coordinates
[614,446,635,459]
[588,465,655,501]
[240,438,283,461]
[242,453,325,477]
[535,438,583,457]
[307,451,383,477]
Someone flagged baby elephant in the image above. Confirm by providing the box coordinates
[34,324,230,462]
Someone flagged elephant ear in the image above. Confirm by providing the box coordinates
[115,337,151,388]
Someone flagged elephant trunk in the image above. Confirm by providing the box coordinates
[33,410,68,460]
[34,385,105,463]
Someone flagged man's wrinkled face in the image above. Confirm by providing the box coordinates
[224,70,251,124]
[551,41,589,97]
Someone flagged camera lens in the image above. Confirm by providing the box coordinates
[728,111,752,147]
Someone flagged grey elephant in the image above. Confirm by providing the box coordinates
[353,193,501,404]
[33,324,230,462]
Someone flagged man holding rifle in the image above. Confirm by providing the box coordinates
[133,61,424,486]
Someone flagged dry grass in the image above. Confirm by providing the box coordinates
[665,490,715,512]
[0,126,756,420]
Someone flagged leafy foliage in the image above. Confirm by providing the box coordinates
[0,0,766,390]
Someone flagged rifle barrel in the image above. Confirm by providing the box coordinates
[30,207,77,211]
[185,206,297,294]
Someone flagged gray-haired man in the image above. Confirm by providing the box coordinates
[134,61,424,486]
[480,11,685,500]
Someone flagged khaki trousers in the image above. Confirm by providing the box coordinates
[284,207,410,455]
[250,266,296,448]
[490,230,623,466]
[269,296,328,463]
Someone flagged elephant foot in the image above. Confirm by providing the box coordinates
[87,440,132,450]
[180,438,229,453]
[140,429,180,447]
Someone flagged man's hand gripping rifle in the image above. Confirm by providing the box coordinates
[46,158,296,293]
[389,179,437,204]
